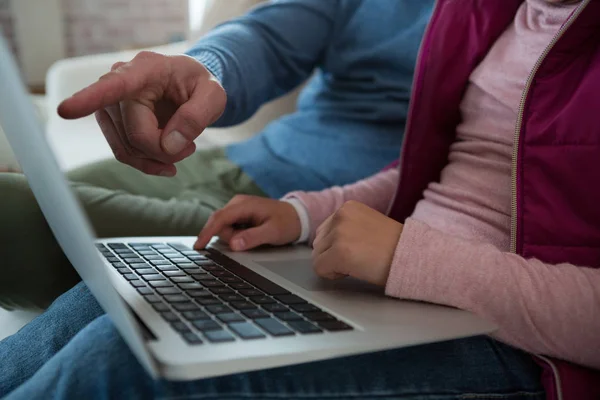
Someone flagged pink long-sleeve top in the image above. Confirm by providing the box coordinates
[288,0,600,370]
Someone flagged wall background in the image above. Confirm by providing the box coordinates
[0,0,17,59]
[0,0,188,84]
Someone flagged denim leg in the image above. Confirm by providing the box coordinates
[0,282,104,397]
[5,312,544,400]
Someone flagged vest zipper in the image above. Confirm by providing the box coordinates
[536,355,565,400]
[387,0,439,215]
[510,2,590,400]
[510,0,590,254]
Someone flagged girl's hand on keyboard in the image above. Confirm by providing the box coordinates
[195,195,301,251]
[312,201,403,286]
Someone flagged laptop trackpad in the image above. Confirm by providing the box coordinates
[256,258,382,294]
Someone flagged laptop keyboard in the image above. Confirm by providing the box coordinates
[96,242,353,345]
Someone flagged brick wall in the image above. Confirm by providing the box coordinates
[0,0,18,60]
[62,0,188,57]
[1,0,188,60]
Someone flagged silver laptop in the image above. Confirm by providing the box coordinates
[0,35,495,381]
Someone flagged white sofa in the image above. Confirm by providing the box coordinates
[0,0,302,341]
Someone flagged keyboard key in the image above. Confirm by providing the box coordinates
[262,303,289,313]
[187,289,213,298]
[238,289,263,297]
[195,297,221,306]
[173,302,200,312]
[135,268,157,275]
[230,283,253,290]
[151,260,171,266]
[204,329,236,343]
[200,280,225,288]
[182,310,210,320]
[291,304,321,313]
[176,263,197,270]
[129,263,152,270]
[163,270,186,277]
[216,313,245,323]
[130,280,146,288]
[181,250,203,256]
[318,320,353,331]
[242,309,269,319]
[182,268,205,275]
[188,255,209,261]
[150,281,174,288]
[169,243,192,251]
[171,321,191,333]
[171,276,194,283]
[123,257,142,263]
[142,274,167,282]
[152,303,170,312]
[181,332,203,345]
[304,312,336,322]
[155,265,177,272]
[206,305,233,315]
[116,267,131,274]
[164,294,189,303]
[156,287,181,295]
[229,322,266,339]
[137,287,154,295]
[126,260,147,265]
[161,312,180,322]
[220,277,243,284]
[192,320,221,331]
[178,282,204,290]
[210,287,234,295]
[108,243,128,249]
[274,311,303,321]
[106,257,120,263]
[123,274,138,281]
[288,320,323,334]
[190,273,212,280]
[208,251,290,295]
[138,251,157,256]
[255,318,295,337]
[143,255,164,261]
[231,301,257,310]
[275,294,307,305]
[210,271,233,278]
[252,296,276,305]
[195,260,220,267]
[144,295,162,303]
[170,258,189,264]
[112,262,126,268]
[219,294,244,303]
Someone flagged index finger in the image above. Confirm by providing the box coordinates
[194,205,254,250]
[57,65,148,120]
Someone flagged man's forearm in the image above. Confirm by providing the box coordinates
[186,0,339,127]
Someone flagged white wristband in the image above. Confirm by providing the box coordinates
[281,198,311,244]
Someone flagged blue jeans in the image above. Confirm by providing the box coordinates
[0,283,544,400]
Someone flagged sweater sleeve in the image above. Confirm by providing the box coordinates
[284,168,399,242]
[186,0,339,126]
[386,218,600,370]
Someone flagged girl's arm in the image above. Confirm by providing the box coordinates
[387,218,600,369]
[286,168,399,242]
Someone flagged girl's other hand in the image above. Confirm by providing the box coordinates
[312,201,403,286]
[194,195,301,251]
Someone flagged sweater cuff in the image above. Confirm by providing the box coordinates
[385,218,439,301]
[186,50,224,83]
[281,198,311,244]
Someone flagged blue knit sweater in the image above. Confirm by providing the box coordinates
[187,0,433,198]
